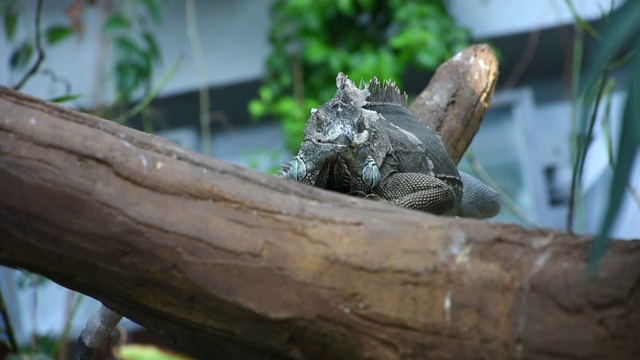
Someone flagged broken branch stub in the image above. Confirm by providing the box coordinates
[409,44,499,164]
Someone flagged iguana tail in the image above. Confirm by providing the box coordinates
[68,304,122,360]
[458,172,501,218]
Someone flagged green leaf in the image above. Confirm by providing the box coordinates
[303,39,329,64]
[587,1,640,269]
[337,0,354,15]
[139,0,162,24]
[563,0,600,39]
[358,0,374,10]
[592,45,640,270]
[259,86,274,102]
[248,99,267,118]
[103,13,132,33]
[115,36,143,57]
[143,31,161,61]
[49,94,82,103]
[17,271,47,288]
[9,42,34,70]
[46,25,74,45]
[580,1,640,104]
[4,8,17,42]
[273,97,297,116]
[389,30,413,49]
[416,50,439,69]
[116,344,191,360]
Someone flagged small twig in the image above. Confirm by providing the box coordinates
[185,0,211,155]
[40,68,73,95]
[31,281,39,353]
[563,0,600,39]
[566,14,585,233]
[12,0,45,90]
[567,75,606,232]
[503,30,540,89]
[465,151,539,228]
[0,288,19,352]
[210,110,237,135]
[53,291,84,359]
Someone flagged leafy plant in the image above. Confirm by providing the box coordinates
[561,0,639,267]
[249,0,469,150]
[2,0,166,111]
[103,0,164,105]
[577,1,640,267]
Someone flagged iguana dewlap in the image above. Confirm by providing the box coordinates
[280,73,500,219]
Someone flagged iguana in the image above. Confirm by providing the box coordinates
[279,73,500,218]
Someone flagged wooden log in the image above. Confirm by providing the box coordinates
[0,47,639,359]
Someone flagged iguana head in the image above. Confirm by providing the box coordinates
[290,73,382,188]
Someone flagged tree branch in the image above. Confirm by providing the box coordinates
[0,45,638,360]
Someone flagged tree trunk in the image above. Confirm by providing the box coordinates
[0,46,639,360]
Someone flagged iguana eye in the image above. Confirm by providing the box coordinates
[362,157,380,188]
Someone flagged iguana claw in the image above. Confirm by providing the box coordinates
[292,155,308,181]
[362,157,380,188]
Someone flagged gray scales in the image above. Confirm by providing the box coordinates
[279,73,500,218]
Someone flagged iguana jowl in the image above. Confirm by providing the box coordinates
[280,73,500,218]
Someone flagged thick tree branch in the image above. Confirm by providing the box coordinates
[0,45,639,360]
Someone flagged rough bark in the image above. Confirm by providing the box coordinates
[409,44,499,164]
[1,46,639,360]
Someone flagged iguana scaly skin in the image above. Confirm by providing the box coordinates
[69,304,122,360]
[280,73,500,218]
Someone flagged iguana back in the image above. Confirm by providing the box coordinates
[364,80,463,213]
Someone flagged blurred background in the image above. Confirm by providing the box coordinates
[1,0,638,359]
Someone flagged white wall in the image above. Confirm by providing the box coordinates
[448,0,626,39]
[144,0,273,94]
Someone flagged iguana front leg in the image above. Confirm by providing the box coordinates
[374,172,458,215]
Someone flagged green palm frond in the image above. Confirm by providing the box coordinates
[584,1,640,269]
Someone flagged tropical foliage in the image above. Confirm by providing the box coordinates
[249,0,469,150]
